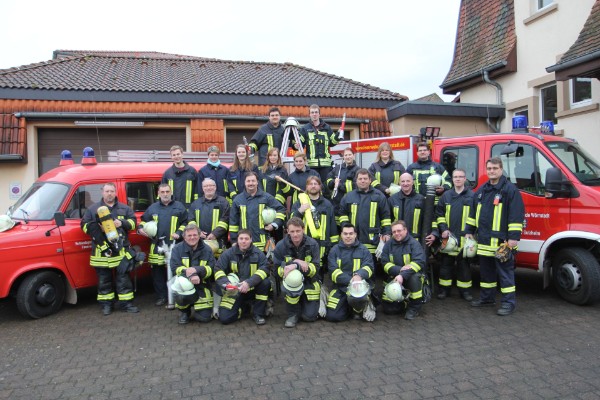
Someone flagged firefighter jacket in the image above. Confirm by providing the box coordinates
[260,165,290,206]
[162,162,197,208]
[287,167,320,204]
[81,198,137,268]
[227,165,262,200]
[380,234,426,278]
[406,159,451,196]
[170,240,215,283]
[465,175,525,257]
[229,189,286,250]
[328,239,374,291]
[249,122,285,166]
[290,195,339,257]
[214,244,269,288]
[388,189,426,239]
[300,120,339,168]
[187,195,230,242]
[273,235,321,284]
[338,188,391,253]
[197,163,230,199]
[435,188,475,256]
[139,199,188,265]
[327,162,360,207]
[368,160,406,194]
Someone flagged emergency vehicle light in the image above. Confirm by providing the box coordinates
[512,115,528,132]
[541,120,555,135]
[420,126,440,138]
[59,150,74,166]
[81,147,97,165]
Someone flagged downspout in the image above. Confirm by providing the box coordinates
[482,69,504,132]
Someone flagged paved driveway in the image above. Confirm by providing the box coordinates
[1,268,599,400]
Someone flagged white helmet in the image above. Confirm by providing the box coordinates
[170,276,196,295]
[426,174,443,186]
[347,280,370,299]
[440,233,459,254]
[463,237,478,258]
[225,273,240,296]
[384,281,406,302]
[142,221,158,238]
[388,183,401,195]
[0,214,16,232]
[261,207,277,225]
[285,117,299,128]
[283,269,304,296]
[204,239,220,255]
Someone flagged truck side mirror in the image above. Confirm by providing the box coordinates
[501,142,519,155]
[545,168,577,198]
[54,212,66,227]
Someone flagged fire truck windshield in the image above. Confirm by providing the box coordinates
[546,142,600,185]
[9,182,70,221]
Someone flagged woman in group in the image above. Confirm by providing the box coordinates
[368,142,406,196]
[197,145,230,199]
[327,147,360,212]
[228,144,261,201]
[260,147,290,207]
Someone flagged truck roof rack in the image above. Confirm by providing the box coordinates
[107,150,235,163]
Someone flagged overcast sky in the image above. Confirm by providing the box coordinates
[0,0,461,101]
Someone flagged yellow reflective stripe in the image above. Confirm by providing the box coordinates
[437,216,447,225]
[258,204,264,227]
[276,194,285,204]
[339,215,349,223]
[480,281,497,288]
[410,289,422,300]
[393,170,400,184]
[255,294,268,301]
[362,265,373,277]
[214,271,226,280]
[255,270,268,280]
[118,292,134,301]
[97,292,115,301]
[327,289,339,309]
[457,280,472,288]
[475,204,481,228]
[383,262,395,274]
[212,208,220,231]
[276,212,286,221]
[381,218,391,227]
[332,269,342,282]
[186,180,193,204]
[445,204,451,228]
[439,279,452,287]
[267,135,274,150]
[286,295,301,304]
[231,261,238,274]
[353,259,361,273]
[230,225,239,233]
[508,223,523,232]
[392,206,399,221]
[492,203,502,231]
[409,262,421,272]
[240,206,247,230]
[413,209,421,234]
[350,204,358,226]
[369,202,377,229]
[501,286,516,293]
[218,221,228,230]
[345,181,353,192]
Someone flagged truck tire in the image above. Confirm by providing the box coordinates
[552,247,600,305]
[16,271,66,319]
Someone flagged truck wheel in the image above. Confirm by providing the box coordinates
[552,248,600,305]
[16,271,66,319]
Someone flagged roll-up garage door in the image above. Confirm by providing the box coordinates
[38,128,185,175]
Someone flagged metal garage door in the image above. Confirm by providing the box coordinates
[38,128,185,175]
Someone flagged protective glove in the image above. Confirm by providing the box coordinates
[375,240,385,260]
[318,286,330,318]
[212,291,222,319]
[495,242,517,263]
[362,298,376,322]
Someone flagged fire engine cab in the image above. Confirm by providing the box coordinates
[0,148,210,319]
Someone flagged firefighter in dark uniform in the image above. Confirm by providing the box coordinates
[196,146,230,199]
[170,223,216,324]
[229,172,286,252]
[290,176,338,278]
[435,168,475,301]
[162,145,197,208]
[380,220,427,320]
[81,182,139,315]
[248,106,285,166]
[326,223,376,322]
[214,229,271,325]
[287,152,320,205]
[406,142,451,197]
[273,218,322,328]
[388,173,426,239]
[228,144,262,202]
[368,142,406,196]
[138,183,188,306]
[338,169,391,256]
[188,178,230,249]
[327,147,360,215]
[466,157,525,316]
[299,104,341,196]
[260,147,290,208]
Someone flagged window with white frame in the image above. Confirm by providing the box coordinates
[538,0,553,10]
[540,84,557,124]
[571,77,592,107]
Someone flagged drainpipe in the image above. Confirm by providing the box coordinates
[482,68,504,132]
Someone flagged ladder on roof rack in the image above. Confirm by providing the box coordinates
[107,150,235,163]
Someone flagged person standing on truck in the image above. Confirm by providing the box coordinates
[299,104,342,196]
[435,168,475,301]
[465,157,525,316]
[368,142,406,196]
[248,107,286,166]
[138,183,188,307]
[162,145,197,208]
[188,178,230,250]
[196,146,230,199]
[170,223,216,324]
[81,182,139,316]
[406,142,451,197]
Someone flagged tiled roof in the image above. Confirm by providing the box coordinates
[413,93,445,103]
[0,52,405,101]
[546,0,600,78]
[440,0,516,91]
[52,50,215,60]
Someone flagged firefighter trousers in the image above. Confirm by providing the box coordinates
[284,281,320,322]
[95,267,134,305]
[325,288,370,322]
[438,254,472,295]
[150,264,168,300]
[218,279,271,324]
[479,255,516,306]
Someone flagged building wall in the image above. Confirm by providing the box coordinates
[458,0,600,151]
[390,115,494,138]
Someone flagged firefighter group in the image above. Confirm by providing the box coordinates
[81,104,525,327]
